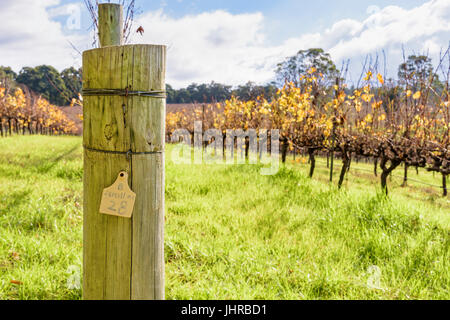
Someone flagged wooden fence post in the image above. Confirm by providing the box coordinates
[82,3,166,300]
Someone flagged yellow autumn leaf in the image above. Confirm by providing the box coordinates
[364,71,373,81]
[362,93,373,103]
[406,90,412,97]
[377,74,384,85]
[413,91,421,100]
[308,67,317,74]
[372,101,382,109]
[364,114,373,123]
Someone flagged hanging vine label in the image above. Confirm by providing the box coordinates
[99,171,136,218]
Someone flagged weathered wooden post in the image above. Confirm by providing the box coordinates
[82,3,166,300]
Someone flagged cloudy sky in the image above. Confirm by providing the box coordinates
[0,0,449,88]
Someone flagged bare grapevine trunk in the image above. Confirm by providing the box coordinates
[281,137,288,163]
[308,148,316,178]
[222,133,227,160]
[380,158,402,196]
[443,174,447,197]
[329,148,335,182]
[374,158,378,177]
[402,164,408,187]
[338,151,351,189]
[245,136,250,160]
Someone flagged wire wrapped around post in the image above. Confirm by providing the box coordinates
[82,88,166,99]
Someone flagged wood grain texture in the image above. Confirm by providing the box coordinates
[98,4,123,47]
[83,44,166,300]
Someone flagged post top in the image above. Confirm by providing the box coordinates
[83,44,167,56]
[98,2,124,47]
[98,3,122,8]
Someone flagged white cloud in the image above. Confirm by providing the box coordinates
[328,1,450,62]
[132,9,270,87]
[0,0,87,72]
[133,0,450,87]
[0,0,448,87]
[322,0,450,80]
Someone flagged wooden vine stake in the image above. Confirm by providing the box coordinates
[82,3,166,300]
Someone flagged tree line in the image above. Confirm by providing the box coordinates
[1,65,278,106]
[4,47,442,107]
[0,65,82,106]
[166,82,278,104]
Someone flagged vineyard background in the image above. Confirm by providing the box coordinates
[163,51,449,197]
[1,49,449,197]
[0,0,449,300]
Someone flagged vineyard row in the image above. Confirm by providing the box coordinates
[0,85,77,136]
[166,71,449,196]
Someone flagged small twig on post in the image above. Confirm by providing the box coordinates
[84,0,137,47]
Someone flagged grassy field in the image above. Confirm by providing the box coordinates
[0,135,448,300]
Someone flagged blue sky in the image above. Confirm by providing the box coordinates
[139,0,430,42]
[0,0,448,87]
[54,0,431,43]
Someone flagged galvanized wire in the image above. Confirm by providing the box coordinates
[82,88,166,98]
[83,146,163,161]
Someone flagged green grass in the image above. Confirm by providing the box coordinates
[0,135,448,300]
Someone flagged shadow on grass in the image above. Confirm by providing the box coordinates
[0,189,32,216]
[0,144,80,178]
